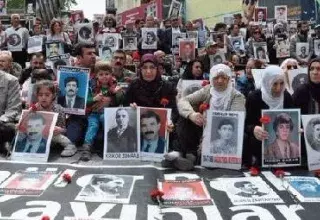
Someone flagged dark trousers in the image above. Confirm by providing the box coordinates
[0,122,16,146]
[66,115,87,146]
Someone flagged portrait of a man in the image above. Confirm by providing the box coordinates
[256,46,267,60]
[80,175,125,198]
[275,6,287,21]
[210,118,237,155]
[105,36,116,47]
[265,113,299,160]
[124,37,136,50]
[144,31,156,45]
[234,181,267,197]
[307,118,320,152]
[140,110,166,154]
[79,26,92,40]
[180,41,195,62]
[232,38,243,52]
[58,76,85,109]
[213,55,223,64]
[46,42,61,57]
[107,108,137,153]
[299,46,308,59]
[8,33,21,46]
[0,0,6,14]
[100,46,112,61]
[15,113,47,154]
[27,3,34,14]
[255,8,266,22]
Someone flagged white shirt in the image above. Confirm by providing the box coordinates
[172,27,181,34]
[142,139,158,153]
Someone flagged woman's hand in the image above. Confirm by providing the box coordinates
[53,126,65,136]
[189,112,204,127]
[166,123,174,133]
[254,126,269,141]
[130,102,138,109]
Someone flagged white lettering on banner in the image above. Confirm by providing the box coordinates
[148,205,197,220]
[230,206,275,220]
[67,202,137,220]
[10,201,60,220]
[275,205,304,220]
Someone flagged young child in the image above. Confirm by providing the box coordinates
[81,62,124,161]
[33,80,77,157]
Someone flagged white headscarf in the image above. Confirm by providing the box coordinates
[209,64,233,110]
[261,65,285,109]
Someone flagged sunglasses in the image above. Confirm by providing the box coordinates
[287,65,298,70]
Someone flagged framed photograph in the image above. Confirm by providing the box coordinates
[285,176,320,202]
[99,45,113,62]
[287,68,308,95]
[75,174,135,203]
[262,109,301,167]
[179,39,195,62]
[275,5,287,22]
[0,170,57,196]
[314,39,320,57]
[48,54,71,67]
[171,32,186,54]
[187,31,198,48]
[141,28,157,50]
[25,0,35,15]
[93,14,104,27]
[123,36,137,51]
[276,38,290,58]
[180,80,203,97]
[254,7,267,23]
[230,36,245,53]
[6,30,23,52]
[210,50,226,66]
[57,66,90,115]
[11,110,58,162]
[27,36,43,54]
[201,111,245,170]
[103,33,120,52]
[289,20,298,37]
[223,15,233,26]
[45,41,64,59]
[104,107,139,160]
[138,107,171,162]
[168,0,181,18]
[252,69,264,89]
[192,18,204,31]
[253,42,269,63]
[75,23,93,43]
[211,31,227,53]
[0,0,7,15]
[212,176,283,205]
[158,179,213,207]
[302,115,320,171]
[71,10,84,24]
[296,42,309,61]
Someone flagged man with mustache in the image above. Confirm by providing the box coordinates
[19,53,46,85]
[234,181,267,198]
[140,110,165,154]
[111,50,135,88]
[15,113,47,154]
[308,119,320,152]
[58,76,85,109]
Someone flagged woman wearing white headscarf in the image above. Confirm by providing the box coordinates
[165,64,245,171]
[244,65,294,166]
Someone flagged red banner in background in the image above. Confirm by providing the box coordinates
[118,0,163,26]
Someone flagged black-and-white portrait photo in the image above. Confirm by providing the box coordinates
[123,36,137,51]
[211,51,226,65]
[306,118,320,152]
[297,43,309,60]
[253,42,269,62]
[276,38,290,58]
[234,181,268,198]
[141,28,157,50]
[230,36,244,53]
[172,32,186,50]
[187,31,198,48]
[103,33,119,51]
[275,5,287,21]
[76,174,134,203]
[77,23,93,42]
[210,118,237,155]
[8,33,21,47]
[104,108,138,156]
[27,36,43,54]
[314,39,320,56]
[181,80,202,97]
[168,0,181,18]
[99,45,113,61]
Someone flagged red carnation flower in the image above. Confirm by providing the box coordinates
[160,98,169,107]
[63,173,72,184]
[199,103,210,113]
[30,104,37,112]
[41,216,50,220]
[260,115,271,124]
[249,167,260,176]
[202,80,210,87]
[150,188,164,203]
[274,169,285,178]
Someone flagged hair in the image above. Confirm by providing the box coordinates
[31,69,52,83]
[214,23,227,32]
[35,80,56,100]
[234,13,242,18]
[230,24,239,31]
[297,21,309,29]
[64,76,78,88]
[103,14,116,28]
[28,112,45,124]
[312,118,320,128]
[273,113,294,133]
[91,176,112,185]
[183,41,193,48]
[140,110,161,124]
[102,45,112,53]
[246,58,264,69]
[146,31,156,41]
[53,59,67,69]
[0,51,12,62]
[74,42,95,57]
[218,118,234,130]
[94,61,112,73]
[113,49,126,58]
[31,52,44,60]
[234,181,251,188]
[116,108,128,117]
[182,59,203,79]
[11,14,20,20]
[256,47,265,53]
[49,18,62,35]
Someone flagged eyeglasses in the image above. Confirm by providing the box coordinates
[253,32,260,35]
[287,65,298,70]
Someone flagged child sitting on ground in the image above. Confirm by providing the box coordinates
[32,80,77,157]
[81,62,125,161]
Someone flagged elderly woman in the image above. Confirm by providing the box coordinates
[168,64,245,170]
[280,58,299,90]
[245,65,294,166]
[265,113,299,160]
